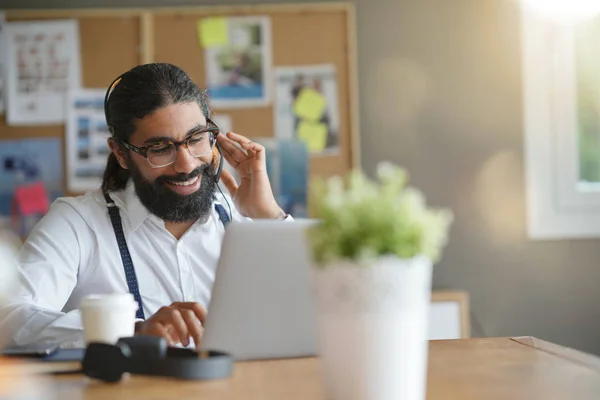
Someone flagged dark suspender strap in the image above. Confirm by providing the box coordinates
[104,192,145,320]
[214,203,230,226]
[103,194,230,321]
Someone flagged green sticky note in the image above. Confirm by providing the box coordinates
[197,17,229,48]
[293,88,327,121]
[297,120,328,152]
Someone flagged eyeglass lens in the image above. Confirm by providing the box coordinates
[146,131,216,167]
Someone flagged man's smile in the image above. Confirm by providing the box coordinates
[165,176,201,195]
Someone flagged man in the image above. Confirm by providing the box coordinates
[0,63,290,348]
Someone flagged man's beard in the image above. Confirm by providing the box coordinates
[128,160,217,223]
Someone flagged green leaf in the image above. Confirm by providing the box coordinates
[309,162,453,268]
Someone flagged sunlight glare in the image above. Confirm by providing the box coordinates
[522,0,600,21]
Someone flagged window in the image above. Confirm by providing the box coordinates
[523,8,600,239]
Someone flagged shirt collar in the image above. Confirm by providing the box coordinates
[122,180,153,232]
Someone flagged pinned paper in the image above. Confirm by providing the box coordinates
[293,88,327,121]
[4,20,81,125]
[14,182,50,216]
[197,18,229,48]
[297,120,328,152]
[274,64,340,155]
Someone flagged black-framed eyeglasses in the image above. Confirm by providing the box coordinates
[116,118,220,168]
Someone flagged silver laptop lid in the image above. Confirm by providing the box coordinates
[201,219,318,361]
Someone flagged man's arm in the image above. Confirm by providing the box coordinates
[0,200,88,347]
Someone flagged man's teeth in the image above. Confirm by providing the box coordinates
[168,177,199,186]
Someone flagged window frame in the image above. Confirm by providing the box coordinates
[522,8,600,239]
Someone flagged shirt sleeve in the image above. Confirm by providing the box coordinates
[0,200,89,347]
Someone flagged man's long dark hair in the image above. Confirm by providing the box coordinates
[101,63,212,193]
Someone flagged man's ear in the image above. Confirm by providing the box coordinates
[108,138,129,170]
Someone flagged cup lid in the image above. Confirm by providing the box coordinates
[80,293,138,309]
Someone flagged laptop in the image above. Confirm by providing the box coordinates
[200,219,319,361]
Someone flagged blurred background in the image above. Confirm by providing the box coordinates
[2,0,600,356]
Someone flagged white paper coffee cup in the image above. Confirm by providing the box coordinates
[80,293,139,345]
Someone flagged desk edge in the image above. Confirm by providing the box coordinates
[511,336,600,374]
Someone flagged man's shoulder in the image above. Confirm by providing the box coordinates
[24,189,111,240]
[51,189,108,219]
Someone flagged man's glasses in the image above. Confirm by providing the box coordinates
[117,119,220,168]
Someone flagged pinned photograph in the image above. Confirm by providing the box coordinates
[0,138,63,236]
[274,64,340,155]
[199,16,271,108]
[4,19,81,125]
[65,89,110,193]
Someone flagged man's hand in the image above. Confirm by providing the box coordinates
[135,302,206,347]
[217,131,286,219]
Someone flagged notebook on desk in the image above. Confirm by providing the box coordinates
[2,345,83,374]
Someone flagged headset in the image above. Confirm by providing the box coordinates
[82,335,233,382]
[103,72,232,217]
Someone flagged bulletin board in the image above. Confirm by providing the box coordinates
[1,4,360,196]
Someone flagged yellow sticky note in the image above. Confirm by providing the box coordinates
[297,120,328,152]
[293,88,327,121]
[197,18,229,48]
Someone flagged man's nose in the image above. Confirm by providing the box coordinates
[172,146,197,175]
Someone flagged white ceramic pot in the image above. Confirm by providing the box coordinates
[312,255,432,400]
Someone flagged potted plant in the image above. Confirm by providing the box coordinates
[308,162,453,400]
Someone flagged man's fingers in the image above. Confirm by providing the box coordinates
[191,303,207,323]
[144,303,209,347]
[238,140,265,163]
[170,302,207,324]
[220,170,239,197]
[239,141,264,152]
[217,133,247,164]
[225,131,252,144]
[156,323,178,345]
[217,132,267,166]
[141,321,178,345]
[163,308,189,347]
[179,309,203,348]
[219,144,243,167]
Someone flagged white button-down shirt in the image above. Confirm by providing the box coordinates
[0,181,261,347]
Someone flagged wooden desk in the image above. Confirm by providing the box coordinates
[8,337,600,399]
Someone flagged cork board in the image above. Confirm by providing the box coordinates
[1,11,142,195]
[0,13,141,139]
[1,4,359,193]
[152,5,358,178]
